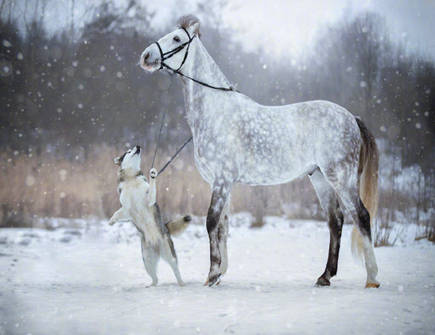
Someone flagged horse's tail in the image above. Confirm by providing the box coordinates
[352,117,379,259]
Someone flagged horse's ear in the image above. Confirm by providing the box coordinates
[178,15,201,37]
[190,22,200,37]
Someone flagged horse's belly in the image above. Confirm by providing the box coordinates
[193,154,216,185]
[194,139,316,186]
[238,162,316,186]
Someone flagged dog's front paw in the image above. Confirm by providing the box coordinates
[149,168,158,179]
[108,219,116,226]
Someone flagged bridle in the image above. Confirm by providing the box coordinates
[154,27,193,72]
[153,27,237,92]
[148,27,236,177]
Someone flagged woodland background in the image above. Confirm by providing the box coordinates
[0,0,433,243]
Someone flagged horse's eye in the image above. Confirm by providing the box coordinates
[173,36,181,42]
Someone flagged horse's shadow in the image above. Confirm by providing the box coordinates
[121,279,369,293]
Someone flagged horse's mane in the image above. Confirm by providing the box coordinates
[177,15,201,37]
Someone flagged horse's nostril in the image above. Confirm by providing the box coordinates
[144,52,150,61]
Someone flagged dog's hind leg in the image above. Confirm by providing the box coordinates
[309,168,344,286]
[162,237,185,286]
[141,236,159,286]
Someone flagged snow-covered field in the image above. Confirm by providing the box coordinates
[1,214,434,335]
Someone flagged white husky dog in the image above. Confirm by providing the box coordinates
[109,145,191,286]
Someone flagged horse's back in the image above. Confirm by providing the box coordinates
[194,96,361,186]
[234,99,361,185]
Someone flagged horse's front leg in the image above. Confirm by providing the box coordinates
[205,181,231,287]
[217,198,230,276]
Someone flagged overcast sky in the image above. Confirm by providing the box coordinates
[221,0,435,60]
[12,0,435,60]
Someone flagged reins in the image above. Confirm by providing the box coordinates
[153,27,238,92]
[151,112,166,170]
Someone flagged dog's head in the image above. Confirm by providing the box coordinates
[114,145,141,172]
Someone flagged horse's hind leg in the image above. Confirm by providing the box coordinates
[309,168,344,286]
[322,166,380,288]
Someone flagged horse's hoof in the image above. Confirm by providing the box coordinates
[365,282,380,288]
[207,274,221,287]
[315,276,331,287]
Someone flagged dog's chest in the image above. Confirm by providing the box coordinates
[120,180,162,245]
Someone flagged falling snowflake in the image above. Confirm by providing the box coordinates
[360,81,367,88]
[26,175,35,186]
[59,169,67,181]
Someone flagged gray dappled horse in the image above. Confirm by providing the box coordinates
[140,15,380,288]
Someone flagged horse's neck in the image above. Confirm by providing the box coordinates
[181,38,231,128]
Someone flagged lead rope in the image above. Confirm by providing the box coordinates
[151,111,166,170]
[150,110,193,176]
[157,136,192,176]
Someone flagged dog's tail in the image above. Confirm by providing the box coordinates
[166,215,192,236]
[352,117,379,260]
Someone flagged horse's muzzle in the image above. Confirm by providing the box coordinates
[140,45,161,72]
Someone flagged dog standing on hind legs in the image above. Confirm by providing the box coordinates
[108,145,191,286]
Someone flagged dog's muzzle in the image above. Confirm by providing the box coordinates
[135,145,141,155]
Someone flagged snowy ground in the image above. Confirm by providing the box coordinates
[1,214,434,335]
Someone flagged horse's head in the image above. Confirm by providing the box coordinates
[140,15,200,73]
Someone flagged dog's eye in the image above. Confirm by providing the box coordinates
[173,36,180,42]
[127,150,131,153]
